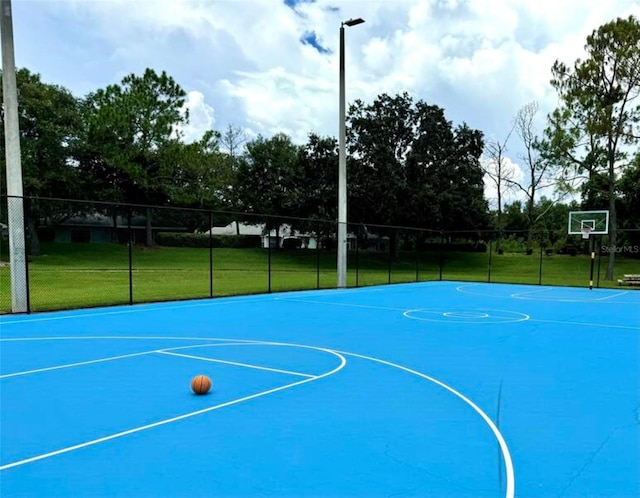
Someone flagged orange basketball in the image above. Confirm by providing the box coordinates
[190,374,212,395]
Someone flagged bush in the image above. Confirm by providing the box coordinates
[156,232,262,249]
[498,235,527,253]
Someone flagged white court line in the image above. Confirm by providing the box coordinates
[455,283,640,304]
[0,283,434,326]
[0,296,281,325]
[0,342,245,379]
[528,318,640,331]
[0,345,346,472]
[594,291,629,301]
[510,287,554,298]
[275,297,406,312]
[157,351,315,378]
[339,349,515,498]
[0,336,228,343]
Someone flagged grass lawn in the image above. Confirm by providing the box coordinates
[1,242,639,313]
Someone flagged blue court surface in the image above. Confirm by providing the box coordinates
[1,282,639,498]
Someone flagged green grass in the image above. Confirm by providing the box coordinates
[1,242,639,313]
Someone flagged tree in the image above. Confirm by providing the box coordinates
[79,68,189,245]
[234,133,301,243]
[219,124,247,234]
[0,68,82,254]
[160,130,235,231]
[618,154,640,252]
[543,15,640,278]
[220,124,247,163]
[507,102,556,252]
[347,92,416,230]
[482,124,515,252]
[292,133,339,241]
[347,93,489,245]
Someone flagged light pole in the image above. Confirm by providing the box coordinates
[337,17,364,289]
[1,0,28,312]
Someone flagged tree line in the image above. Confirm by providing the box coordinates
[1,15,639,278]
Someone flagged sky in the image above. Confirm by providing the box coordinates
[7,0,640,207]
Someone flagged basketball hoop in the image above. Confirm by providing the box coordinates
[581,226,592,239]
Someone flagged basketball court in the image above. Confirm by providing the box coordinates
[1,281,638,497]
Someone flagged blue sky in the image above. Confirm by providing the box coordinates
[6,0,640,205]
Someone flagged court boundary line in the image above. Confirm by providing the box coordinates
[455,283,640,304]
[0,343,347,472]
[0,283,439,325]
[0,296,281,325]
[274,297,406,312]
[528,318,640,331]
[594,290,629,301]
[509,288,554,298]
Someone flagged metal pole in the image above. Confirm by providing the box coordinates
[538,232,544,285]
[209,212,213,298]
[439,232,445,281]
[127,209,133,305]
[488,238,493,283]
[355,226,360,287]
[588,235,595,290]
[337,24,347,288]
[316,222,320,289]
[596,235,603,288]
[387,230,392,284]
[267,231,272,293]
[1,0,28,312]
[415,233,419,282]
[337,18,364,288]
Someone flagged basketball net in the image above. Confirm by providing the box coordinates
[581,226,592,240]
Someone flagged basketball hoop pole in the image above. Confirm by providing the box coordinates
[587,233,595,291]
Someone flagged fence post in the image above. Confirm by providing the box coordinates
[209,212,213,298]
[415,232,419,282]
[127,208,133,305]
[23,196,31,312]
[538,231,544,285]
[316,222,320,290]
[488,238,493,283]
[267,230,272,293]
[354,225,360,287]
[387,229,393,284]
[439,231,445,281]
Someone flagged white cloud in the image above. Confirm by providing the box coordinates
[179,91,216,143]
[13,0,640,180]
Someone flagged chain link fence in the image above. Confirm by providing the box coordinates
[1,196,639,313]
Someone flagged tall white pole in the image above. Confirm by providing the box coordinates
[337,24,347,288]
[1,0,28,312]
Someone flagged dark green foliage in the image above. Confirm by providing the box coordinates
[234,133,301,234]
[347,92,489,232]
[543,15,640,278]
[79,68,188,206]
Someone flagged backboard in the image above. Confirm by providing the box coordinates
[568,210,609,235]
